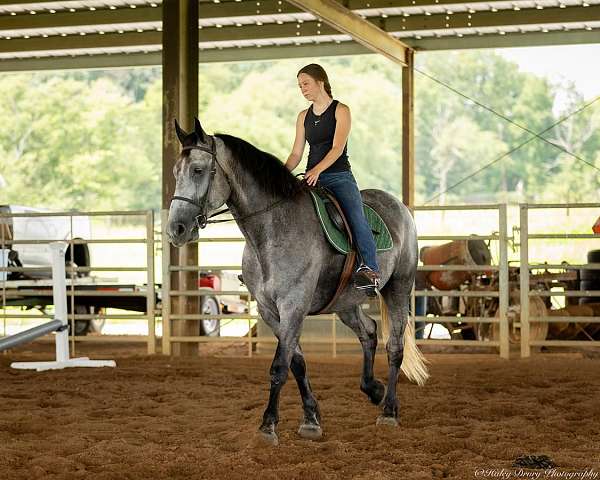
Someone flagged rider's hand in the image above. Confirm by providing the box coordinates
[305,168,321,187]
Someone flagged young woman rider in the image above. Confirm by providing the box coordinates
[285,63,380,291]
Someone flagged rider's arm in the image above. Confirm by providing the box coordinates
[285,110,307,171]
[312,103,351,173]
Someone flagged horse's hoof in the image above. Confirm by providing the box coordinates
[259,429,279,446]
[376,415,399,427]
[298,423,323,440]
[370,382,386,406]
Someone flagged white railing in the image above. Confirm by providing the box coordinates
[519,203,600,357]
[161,205,511,358]
[7,203,595,359]
[0,210,156,354]
[413,204,510,358]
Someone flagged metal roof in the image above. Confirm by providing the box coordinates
[1,0,600,71]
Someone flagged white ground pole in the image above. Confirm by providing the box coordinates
[10,242,116,371]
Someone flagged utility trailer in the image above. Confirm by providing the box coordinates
[1,276,156,336]
[2,272,247,338]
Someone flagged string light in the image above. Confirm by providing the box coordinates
[2,0,593,58]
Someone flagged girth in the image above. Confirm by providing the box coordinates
[314,188,356,315]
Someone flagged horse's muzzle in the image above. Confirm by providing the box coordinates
[167,220,191,247]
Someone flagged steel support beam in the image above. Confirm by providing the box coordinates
[384,5,600,32]
[0,22,343,54]
[163,0,199,356]
[409,29,600,50]
[0,42,373,72]
[0,32,161,54]
[0,7,161,30]
[2,27,600,73]
[3,3,600,56]
[0,0,563,14]
[286,0,409,66]
[0,52,163,71]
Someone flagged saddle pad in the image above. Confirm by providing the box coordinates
[309,190,393,255]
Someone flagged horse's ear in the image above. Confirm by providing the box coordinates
[194,117,207,143]
[174,119,187,145]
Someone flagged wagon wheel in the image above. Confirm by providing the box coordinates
[548,304,598,340]
[476,290,548,345]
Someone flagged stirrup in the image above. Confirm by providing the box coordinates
[356,284,379,297]
[353,266,381,296]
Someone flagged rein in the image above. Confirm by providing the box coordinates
[170,139,302,228]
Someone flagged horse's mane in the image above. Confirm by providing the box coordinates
[215,133,307,199]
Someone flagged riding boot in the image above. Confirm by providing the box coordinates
[353,265,380,297]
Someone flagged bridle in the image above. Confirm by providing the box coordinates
[170,137,220,229]
[170,136,291,230]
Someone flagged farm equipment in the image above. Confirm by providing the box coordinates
[419,240,600,344]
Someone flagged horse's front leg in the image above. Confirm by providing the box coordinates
[291,344,322,439]
[259,304,305,446]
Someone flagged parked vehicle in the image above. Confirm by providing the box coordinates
[0,205,155,336]
[0,205,91,279]
[1,205,248,338]
[197,271,248,336]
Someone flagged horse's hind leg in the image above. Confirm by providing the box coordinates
[336,307,385,406]
[378,275,412,426]
[291,344,322,439]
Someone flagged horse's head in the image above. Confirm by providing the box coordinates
[167,118,231,247]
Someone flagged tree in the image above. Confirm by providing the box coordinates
[415,51,556,203]
[1,52,598,212]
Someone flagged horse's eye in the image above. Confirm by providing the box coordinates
[193,168,203,175]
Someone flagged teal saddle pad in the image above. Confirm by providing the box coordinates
[309,190,393,255]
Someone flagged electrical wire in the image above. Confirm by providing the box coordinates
[416,67,600,171]
[415,67,600,204]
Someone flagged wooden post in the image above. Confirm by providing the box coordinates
[161,210,172,355]
[402,49,415,209]
[332,314,337,358]
[520,205,531,358]
[146,210,156,355]
[498,204,509,359]
[162,0,199,356]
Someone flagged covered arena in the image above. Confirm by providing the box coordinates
[1,0,600,478]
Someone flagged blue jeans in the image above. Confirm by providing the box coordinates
[317,171,379,272]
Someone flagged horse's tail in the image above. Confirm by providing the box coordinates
[401,314,429,386]
[377,290,391,347]
[377,292,429,386]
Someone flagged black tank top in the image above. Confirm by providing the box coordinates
[304,99,351,173]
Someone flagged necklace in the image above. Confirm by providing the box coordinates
[313,99,333,125]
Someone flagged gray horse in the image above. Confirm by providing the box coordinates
[167,118,428,445]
